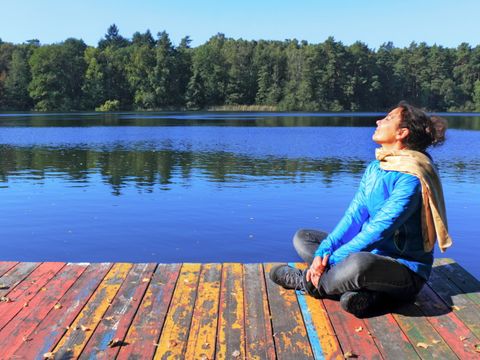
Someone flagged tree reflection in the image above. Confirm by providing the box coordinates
[0,145,368,194]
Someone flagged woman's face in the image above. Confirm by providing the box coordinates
[372,107,407,147]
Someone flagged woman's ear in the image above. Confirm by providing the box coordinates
[396,127,410,141]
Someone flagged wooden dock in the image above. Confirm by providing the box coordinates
[0,258,478,359]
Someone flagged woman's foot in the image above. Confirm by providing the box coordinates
[269,265,305,290]
[340,290,381,318]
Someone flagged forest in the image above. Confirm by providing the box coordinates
[1,24,480,112]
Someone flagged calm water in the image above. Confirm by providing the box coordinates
[1,112,479,278]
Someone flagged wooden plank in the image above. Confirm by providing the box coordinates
[184,263,222,360]
[244,263,276,360]
[0,261,18,277]
[0,263,87,358]
[0,262,65,330]
[0,262,39,298]
[363,314,420,360]
[79,263,157,359]
[292,262,343,360]
[117,263,181,360]
[428,265,480,338]
[153,263,201,359]
[393,302,458,359]
[263,263,313,360]
[52,263,132,358]
[216,263,246,360]
[415,284,480,359]
[323,298,382,360]
[11,263,112,360]
[434,258,480,306]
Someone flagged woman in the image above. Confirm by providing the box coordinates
[270,101,452,317]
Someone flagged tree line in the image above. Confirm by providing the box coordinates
[1,24,480,112]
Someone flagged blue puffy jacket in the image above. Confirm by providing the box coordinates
[314,160,433,280]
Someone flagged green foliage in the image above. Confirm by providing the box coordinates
[28,38,86,111]
[96,99,120,111]
[3,46,33,109]
[1,26,480,112]
[473,80,480,112]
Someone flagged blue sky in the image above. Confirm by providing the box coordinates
[1,0,478,48]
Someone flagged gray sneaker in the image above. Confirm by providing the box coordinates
[340,290,381,318]
[269,265,305,290]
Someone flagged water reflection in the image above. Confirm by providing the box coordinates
[0,145,369,194]
[1,112,479,129]
[1,145,480,196]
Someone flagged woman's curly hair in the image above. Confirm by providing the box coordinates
[397,101,447,153]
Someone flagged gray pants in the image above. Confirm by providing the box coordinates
[293,229,425,300]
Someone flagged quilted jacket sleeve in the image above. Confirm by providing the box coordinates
[314,163,371,258]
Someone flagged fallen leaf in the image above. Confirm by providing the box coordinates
[232,350,241,358]
[104,316,114,321]
[54,303,62,309]
[41,287,47,291]
[355,326,363,332]
[200,355,209,360]
[169,340,178,348]
[416,342,429,349]
[432,339,441,344]
[202,342,210,349]
[459,336,468,341]
[344,351,357,358]
[107,338,122,348]
[0,284,9,290]
[80,325,91,332]
[23,302,29,308]
[0,296,11,302]
[23,336,32,342]
[43,352,55,359]
[142,277,150,282]
[451,305,462,311]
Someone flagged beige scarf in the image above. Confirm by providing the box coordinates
[375,148,453,252]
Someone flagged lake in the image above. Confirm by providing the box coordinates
[0,112,479,278]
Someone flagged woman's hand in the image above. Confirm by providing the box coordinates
[306,255,329,287]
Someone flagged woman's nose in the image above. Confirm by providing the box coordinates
[376,119,382,126]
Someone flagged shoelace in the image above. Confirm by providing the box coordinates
[284,268,305,292]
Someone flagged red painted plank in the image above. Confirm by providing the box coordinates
[416,284,480,359]
[0,261,18,278]
[79,263,157,359]
[323,298,382,360]
[363,314,419,359]
[117,263,181,360]
[0,263,87,358]
[0,262,65,330]
[393,302,459,359]
[0,262,39,298]
[11,263,112,359]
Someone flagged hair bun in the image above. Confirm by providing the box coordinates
[429,116,447,146]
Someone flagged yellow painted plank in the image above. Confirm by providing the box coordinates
[185,263,222,360]
[294,263,343,360]
[53,263,132,358]
[216,263,245,360]
[264,263,313,359]
[154,263,201,359]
